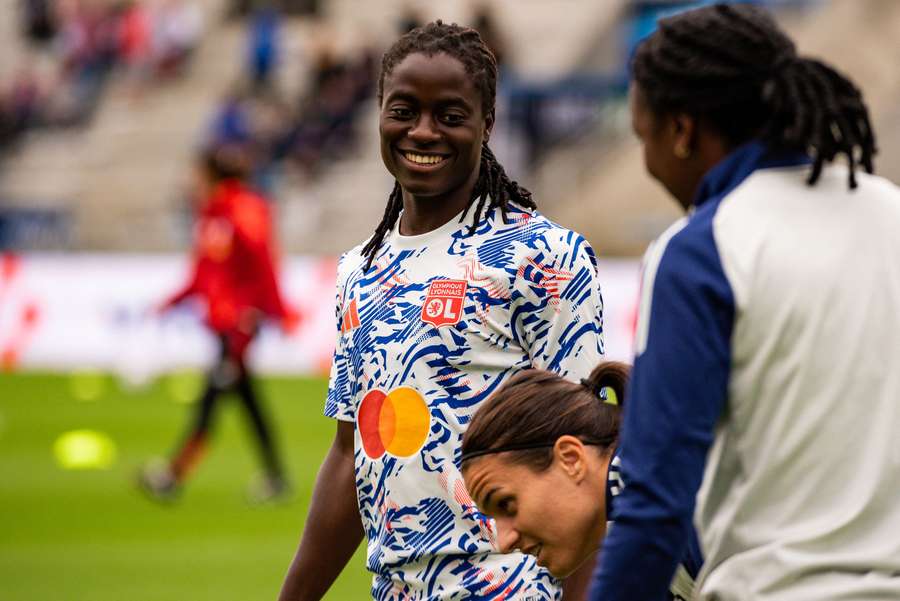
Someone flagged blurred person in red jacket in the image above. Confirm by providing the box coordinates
[139,145,297,504]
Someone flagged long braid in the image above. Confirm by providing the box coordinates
[463,143,535,237]
[363,21,537,272]
[361,182,402,271]
[632,3,876,188]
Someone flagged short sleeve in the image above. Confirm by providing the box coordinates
[324,254,357,422]
[510,228,605,380]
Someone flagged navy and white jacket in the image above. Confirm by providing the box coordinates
[592,141,900,600]
[600,450,702,600]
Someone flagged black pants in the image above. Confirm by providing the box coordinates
[175,334,284,481]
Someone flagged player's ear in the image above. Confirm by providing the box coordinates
[552,435,588,484]
[670,112,696,160]
[483,108,495,143]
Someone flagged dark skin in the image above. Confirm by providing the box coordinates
[629,83,732,211]
[379,51,493,235]
[277,421,362,601]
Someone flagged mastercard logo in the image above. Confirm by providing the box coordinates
[358,387,431,459]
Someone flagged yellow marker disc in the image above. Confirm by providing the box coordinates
[53,430,117,470]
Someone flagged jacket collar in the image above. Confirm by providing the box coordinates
[692,140,811,209]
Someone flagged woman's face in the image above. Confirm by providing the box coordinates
[379,51,493,210]
[629,83,701,210]
[463,438,609,578]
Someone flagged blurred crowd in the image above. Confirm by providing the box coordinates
[201,8,377,193]
[1,0,204,155]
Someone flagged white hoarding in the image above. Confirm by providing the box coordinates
[0,253,639,379]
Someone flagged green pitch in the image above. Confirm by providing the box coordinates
[0,372,370,601]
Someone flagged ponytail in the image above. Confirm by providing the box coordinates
[759,56,875,188]
[461,361,630,470]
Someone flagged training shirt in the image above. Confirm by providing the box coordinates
[593,141,900,600]
[326,203,605,600]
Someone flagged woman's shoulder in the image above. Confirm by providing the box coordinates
[335,241,369,285]
[489,204,595,257]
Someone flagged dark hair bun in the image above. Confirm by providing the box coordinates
[584,361,630,408]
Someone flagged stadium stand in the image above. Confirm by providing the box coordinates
[1,0,897,256]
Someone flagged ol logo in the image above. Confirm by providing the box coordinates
[420,279,467,327]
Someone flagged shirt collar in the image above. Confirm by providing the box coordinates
[692,140,811,210]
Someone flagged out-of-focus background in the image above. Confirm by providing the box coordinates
[1,1,898,599]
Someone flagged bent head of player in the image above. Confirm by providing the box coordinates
[629,3,876,210]
[362,21,535,270]
[460,361,629,578]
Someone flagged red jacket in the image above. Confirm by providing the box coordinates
[164,180,292,337]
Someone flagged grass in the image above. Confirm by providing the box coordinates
[0,371,370,601]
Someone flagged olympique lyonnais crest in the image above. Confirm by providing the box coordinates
[421,279,468,327]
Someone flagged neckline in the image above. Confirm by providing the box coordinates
[388,207,474,249]
[691,140,810,209]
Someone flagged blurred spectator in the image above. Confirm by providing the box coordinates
[245,88,293,192]
[0,98,17,154]
[199,36,376,190]
[246,6,281,90]
[207,86,255,149]
[202,85,291,193]
[229,0,319,19]
[8,64,45,135]
[0,61,48,153]
[279,44,376,176]
[227,0,255,20]
[472,3,507,70]
[118,0,154,95]
[1,0,207,154]
[51,0,118,124]
[397,5,423,34]
[20,0,58,45]
[153,0,204,77]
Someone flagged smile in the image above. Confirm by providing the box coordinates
[399,150,449,168]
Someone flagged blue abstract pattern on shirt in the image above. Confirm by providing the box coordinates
[325,205,604,600]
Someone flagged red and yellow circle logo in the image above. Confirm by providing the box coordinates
[358,387,430,459]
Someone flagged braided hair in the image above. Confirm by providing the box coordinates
[362,21,535,271]
[632,3,876,189]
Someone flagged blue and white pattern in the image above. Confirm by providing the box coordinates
[606,453,624,503]
[326,204,604,600]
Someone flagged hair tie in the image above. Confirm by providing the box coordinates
[580,378,618,406]
[600,386,618,406]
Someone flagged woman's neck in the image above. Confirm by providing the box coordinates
[398,170,480,236]
[398,198,470,236]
